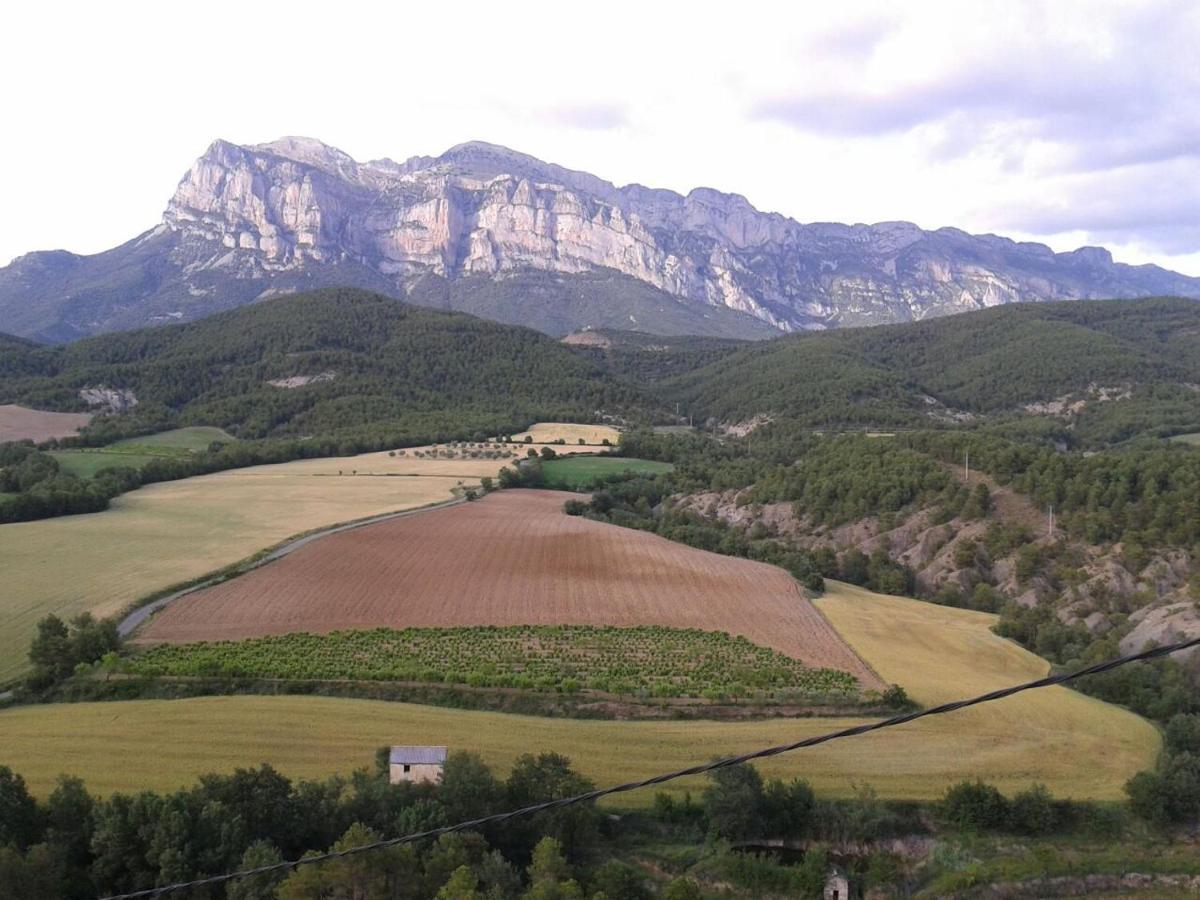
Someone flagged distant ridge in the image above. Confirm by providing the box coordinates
[1,136,1198,342]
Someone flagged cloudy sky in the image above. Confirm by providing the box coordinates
[3,0,1197,273]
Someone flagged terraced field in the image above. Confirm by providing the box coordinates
[137,490,882,688]
[0,584,1159,802]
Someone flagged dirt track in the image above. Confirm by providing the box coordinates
[138,490,883,688]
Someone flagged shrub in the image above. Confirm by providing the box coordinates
[881,684,911,709]
[1165,714,1200,754]
[1126,753,1200,825]
[942,781,1009,831]
[590,859,650,900]
[1008,784,1058,835]
[661,877,700,900]
[703,764,764,840]
[953,538,978,570]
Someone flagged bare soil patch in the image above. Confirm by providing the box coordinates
[0,404,91,443]
[138,490,882,688]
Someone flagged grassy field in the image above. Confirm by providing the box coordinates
[509,423,622,445]
[0,435,590,682]
[51,426,236,478]
[50,449,163,478]
[110,426,234,451]
[0,583,1159,802]
[541,456,673,488]
[1169,432,1200,445]
[127,625,860,701]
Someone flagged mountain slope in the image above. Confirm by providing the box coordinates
[2,136,1198,342]
[403,269,780,339]
[0,288,655,441]
[663,297,1200,443]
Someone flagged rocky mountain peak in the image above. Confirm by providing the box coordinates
[253,136,360,175]
[2,135,1198,343]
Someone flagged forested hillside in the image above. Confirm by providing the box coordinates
[0,288,657,443]
[566,330,752,383]
[0,332,47,378]
[663,297,1200,444]
[404,269,781,340]
[4,296,1197,448]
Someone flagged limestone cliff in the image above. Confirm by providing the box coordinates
[3,136,1199,341]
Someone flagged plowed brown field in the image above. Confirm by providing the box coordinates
[138,490,883,688]
[0,404,91,442]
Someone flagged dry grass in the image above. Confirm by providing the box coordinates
[137,491,880,688]
[509,423,622,445]
[0,582,1158,804]
[0,404,91,443]
[814,582,1160,795]
[0,435,587,682]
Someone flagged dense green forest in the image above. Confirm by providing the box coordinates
[566,331,750,384]
[7,294,1200,441]
[0,288,659,443]
[3,294,1198,452]
[900,432,1200,546]
[659,297,1200,444]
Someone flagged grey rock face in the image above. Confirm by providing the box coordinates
[3,136,1199,341]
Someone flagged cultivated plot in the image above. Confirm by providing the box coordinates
[509,423,621,445]
[540,456,673,488]
[0,404,91,443]
[138,490,881,687]
[0,436,585,682]
[0,579,1159,802]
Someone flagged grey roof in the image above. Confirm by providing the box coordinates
[390,745,448,765]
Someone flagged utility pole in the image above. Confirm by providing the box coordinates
[964,448,970,483]
[1047,504,1055,539]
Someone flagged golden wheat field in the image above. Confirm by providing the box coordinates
[508,422,622,445]
[0,582,1159,802]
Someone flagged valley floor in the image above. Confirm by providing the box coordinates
[0,582,1159,803]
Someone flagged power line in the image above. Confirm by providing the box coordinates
[101,635,1200,899]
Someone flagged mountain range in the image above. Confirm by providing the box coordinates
[2,136,1199,342]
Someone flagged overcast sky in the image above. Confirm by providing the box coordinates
[3,0,1197,274]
